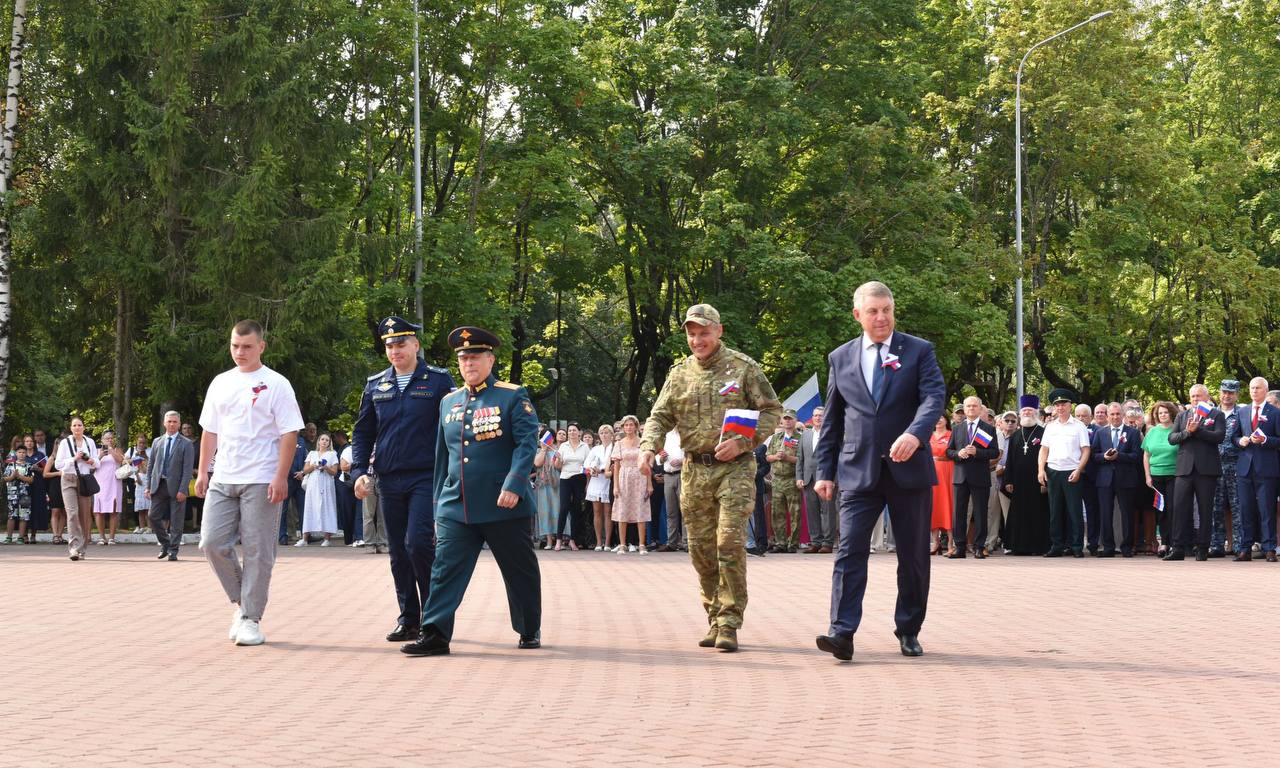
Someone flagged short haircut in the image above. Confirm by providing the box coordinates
[1150,401,1178,422]
[232,319,264,339]
[163,410,181,421]
[853,281,893,309]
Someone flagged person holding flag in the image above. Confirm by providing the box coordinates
[764,409,804,552]
[944,396,1000,558]
[1229,376,1280,561]
[1165,384,1225,561]
[638,304,782,653]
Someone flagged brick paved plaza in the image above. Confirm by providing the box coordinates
[5,543,1277,767]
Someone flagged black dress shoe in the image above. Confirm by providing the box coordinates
[1087,545,1098,556]
[974,548,988,559]
[168,552,178,561]
[1098,549,1116,558]
[401,630,450,656]
[1122,551,1134,558]
[1207,547,1226,558]
[386,623,416,642]
[1234,550,1253,562]
[1162,548,1186,561]
[518,632,541,649]
[746,546,766,557]
[1071,549,1085,558]
[1043,549,1063,558]
[1195,548,1209,561]
[898,634,924,657]
[157,550,169,560]
[815,634,853,661]
[945,551,965,559]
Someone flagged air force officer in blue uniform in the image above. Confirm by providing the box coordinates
[813,281,944,661]
[401,326,543,656]
[351,316,456,642]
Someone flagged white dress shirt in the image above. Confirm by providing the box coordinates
[860,332,894,394]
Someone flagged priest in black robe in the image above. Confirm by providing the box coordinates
[1002,395,1051,555]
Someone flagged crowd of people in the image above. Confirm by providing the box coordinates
[7,386,1279,566]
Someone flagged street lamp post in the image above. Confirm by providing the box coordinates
[412,0,424,325]
[1014,10,1113,400]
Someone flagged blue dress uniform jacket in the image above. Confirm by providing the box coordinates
[350,360,455,480]
[434,373,540,524]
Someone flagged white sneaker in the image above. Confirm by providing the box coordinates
[351,540,364,548]
[320,539,331,547]
[294,539,307,547]
[616,546,626,555]
[234,619,265,646]
[627,544,638,553]
[593,545,603,551]
[228,605,244,641]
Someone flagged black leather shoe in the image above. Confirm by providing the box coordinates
[945,551,965,559]
[1162,548,1186,561]
[898,634,924,657]
[1043,549,1063,558]
[1234,550,1253,562]
[1195,548,1209,561]
[1207,547,1226,558]
[746,546,766,557]
[157,550,169,560]
[1071,549,1085,558]
[386,623,415,642]
[518,632,541,649]
[975,548,988,559]
[401,630,449,656]
[1098,549,1116,558]
[1087,545,1098,556]
[167,552,178,561]
[815,634,853,661]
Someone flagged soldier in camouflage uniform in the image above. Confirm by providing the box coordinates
[639,304,782,652]
[765,409,802,552]
[1213,379,1241,556]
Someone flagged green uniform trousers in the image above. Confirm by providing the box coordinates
[771,483,801,550]
[680,455,755,629]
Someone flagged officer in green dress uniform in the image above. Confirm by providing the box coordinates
[402,326,543,656]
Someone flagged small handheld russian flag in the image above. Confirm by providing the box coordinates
[540,431,555,447]
[783,435,798,449]
[1154,490,1165,511]
[1252,426,1266,441]
[1195,401,1213,418]
[131,455,145,466]
[721,409,760,440]
[881,352,901,370]
[972,426,994,448]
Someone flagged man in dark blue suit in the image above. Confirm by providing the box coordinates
[1089,402,1142,557]
[813,281,945,661]
[1230,376,1280,562]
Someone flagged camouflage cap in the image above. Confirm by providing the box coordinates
[683,304,721,327]
[782,408,797,419]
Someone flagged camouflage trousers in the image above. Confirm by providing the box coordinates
[771,482,801,550]
[1213,465,1240,552]
[681,455,756,629]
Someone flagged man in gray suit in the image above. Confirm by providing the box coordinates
[797,406,837,553]
[148,411,196,561]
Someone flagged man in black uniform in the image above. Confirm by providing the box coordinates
[351,316,456,642]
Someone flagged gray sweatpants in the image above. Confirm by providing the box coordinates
[200,482,281,622]
[361,476,386,547]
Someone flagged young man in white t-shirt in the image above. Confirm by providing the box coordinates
[195,320,305,646]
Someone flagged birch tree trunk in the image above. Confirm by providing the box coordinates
[0,0,29,428]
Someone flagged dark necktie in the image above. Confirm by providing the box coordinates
[968,421,976,443]
[871,342,886,405]
[161,436,173,480]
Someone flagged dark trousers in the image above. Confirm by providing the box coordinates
[1151,475,1175,547]
[336,477,357,545]
[1237,474,1278,553]
[1172,473,1218,550]
[147,478,187,554]
[379,470,436,626]
[829,464,930,639]
[1096,484,1136,554]
[278,480,304,543]
[1081,476,1100,548]
[1045,469,1083,553]
[951,482,990,553]
[421,515,541,641]
[555,473,587,542]
[751,479,769,549]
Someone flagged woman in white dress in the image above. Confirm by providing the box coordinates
[584,424,615,551]
[297,434,339,546]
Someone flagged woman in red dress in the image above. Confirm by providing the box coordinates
[929,416,954,555]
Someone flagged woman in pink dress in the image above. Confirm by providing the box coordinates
[609,415,653,555]
[92,431,126,545]
[929,417,954,556]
